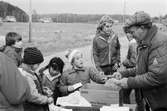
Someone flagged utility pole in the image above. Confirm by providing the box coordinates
[28,0,32,42]
[123,0,126,24]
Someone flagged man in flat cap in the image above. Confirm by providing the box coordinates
[107,11,167,111]
[92,15,121,75]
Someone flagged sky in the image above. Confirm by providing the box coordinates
[2,0,167,17]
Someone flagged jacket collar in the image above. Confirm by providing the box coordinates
[69,67,85,74]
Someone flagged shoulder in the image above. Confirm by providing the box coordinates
[152,31,167,44]
[62,68,74,76]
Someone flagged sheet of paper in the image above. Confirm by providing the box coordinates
[100,105,129,111]
[72,82,83,90]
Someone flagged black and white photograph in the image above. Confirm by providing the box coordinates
[0,0,167,111]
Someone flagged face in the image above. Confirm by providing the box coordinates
[128,26,145,43]
[14,40,23,48]
[72,52,83,68]
[31,64,40,71]
[126,33,133,41]
[49,67,60,77]
[102,22,113,35]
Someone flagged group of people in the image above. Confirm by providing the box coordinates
[0,11,167,111]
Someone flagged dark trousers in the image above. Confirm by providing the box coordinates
[121,88,144,111]
[154,108,167,111]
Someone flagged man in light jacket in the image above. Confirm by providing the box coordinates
[0,52,31,111]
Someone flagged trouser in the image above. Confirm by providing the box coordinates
[100,65,116,75]
[120,88,145,111]
[154,108,167,111]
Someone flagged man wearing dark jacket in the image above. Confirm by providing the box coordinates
[109,11,167,111]
[93,15,121,75]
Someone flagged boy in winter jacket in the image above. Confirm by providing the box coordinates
[2,32,23,67]
[59,49,107,96]
[39,57,65,104]
[19,47,53,111]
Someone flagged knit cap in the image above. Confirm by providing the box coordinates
[23,47,44,65]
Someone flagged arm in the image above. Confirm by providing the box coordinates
[0,54,31,105]
[120,67,136,78]
[123,43,137,68]
[26,76,50,104]
[127,43,167,89]
[58,73,69,96]
[89,67,106,84]
[92,38,102,71]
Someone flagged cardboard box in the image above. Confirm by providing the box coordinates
[79,84,120,107]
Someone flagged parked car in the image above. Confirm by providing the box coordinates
[4,16,16,22]
[39,17,52,23]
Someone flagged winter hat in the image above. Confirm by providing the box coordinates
[23,47,44,65]
[124,11,152,29]
[97,15,114,34]
[99,15,114,25]
[65,49,81,63]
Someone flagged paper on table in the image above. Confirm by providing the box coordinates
[56,91,91,107]
[49,103,72,111]
[72,82,83,90]
[100,105,129,111]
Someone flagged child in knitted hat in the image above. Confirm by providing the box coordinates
[59,49,107,96]
[19,47,53,111]
[39,57,65,105]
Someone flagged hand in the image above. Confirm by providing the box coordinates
[47,97,53,104]
[99,71,104,75]
[112,78,128,89]
[43,87,53,97]
[68,85,75,92]
[105,78,121,90]
[111,72,122,80]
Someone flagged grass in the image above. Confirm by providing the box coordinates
[0,22,126,56]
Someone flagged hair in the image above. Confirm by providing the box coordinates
[5,32,22,46]
[96,15,114,35]
[45,57,64,74]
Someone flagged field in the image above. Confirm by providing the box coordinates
[0,23,126,55]
[0,22,129,69]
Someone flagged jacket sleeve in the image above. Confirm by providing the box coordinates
[127,43,167,89]
[58,73,69,96]
[89,67,106,84]
[92,38,102,71]
[25,76,49,104]
[123,43,137,68]
[0,54,31,105]
[120,67,136,78]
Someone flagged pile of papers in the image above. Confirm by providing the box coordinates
[100,104,129,111]
[49,103,72,111]
[56,91,91,107]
